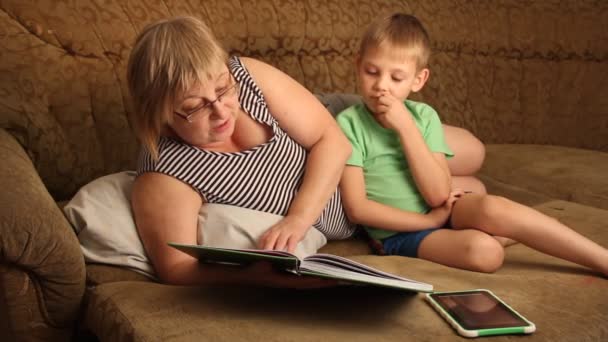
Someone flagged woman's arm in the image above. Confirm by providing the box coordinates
[241,57,351,252]
[339,166,448,231]
[131,172,333,287]
[132,172,228,284]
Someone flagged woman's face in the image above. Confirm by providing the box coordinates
[169,68,241,149]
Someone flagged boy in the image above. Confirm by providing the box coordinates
[336,13,608,275]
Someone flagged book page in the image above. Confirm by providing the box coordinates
[299,260,433,292]
[305,254,427,283]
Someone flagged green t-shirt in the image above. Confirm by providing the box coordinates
[336,100,454,240]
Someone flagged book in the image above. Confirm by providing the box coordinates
[168,242,433,292]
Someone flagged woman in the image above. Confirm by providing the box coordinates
[126,16,485,287]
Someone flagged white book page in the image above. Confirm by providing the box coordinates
[305,254,428,284]
[300,260,433,292]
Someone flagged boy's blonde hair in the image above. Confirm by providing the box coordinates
[359,13,431,70]
[126,16,228,160]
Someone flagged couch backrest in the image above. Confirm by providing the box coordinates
[1,0,606,200]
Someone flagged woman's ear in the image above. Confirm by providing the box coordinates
[411,68,430,93]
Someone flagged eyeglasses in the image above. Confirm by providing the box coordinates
[173,74,240,123]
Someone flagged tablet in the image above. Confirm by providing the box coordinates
[426,289,536,337]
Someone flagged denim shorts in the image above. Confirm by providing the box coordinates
[381,229,440,258]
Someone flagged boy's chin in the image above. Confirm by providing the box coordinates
[363,102,382,116]
[362,99,379,113]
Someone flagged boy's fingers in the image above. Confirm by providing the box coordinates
[377,96,392,107]
[452,188,464,195]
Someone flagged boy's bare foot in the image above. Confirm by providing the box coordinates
[494,236,518,247]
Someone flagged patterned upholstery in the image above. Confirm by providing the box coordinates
[1,0,607,201]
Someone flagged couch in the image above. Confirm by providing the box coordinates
[1,1,607,341]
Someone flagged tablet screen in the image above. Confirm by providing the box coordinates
[430,291,530,330]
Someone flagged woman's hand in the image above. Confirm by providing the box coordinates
[257,215,311,253]
[428,189,464,228]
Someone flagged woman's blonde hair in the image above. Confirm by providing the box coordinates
[126,16,228,160]
[359,13,431,70]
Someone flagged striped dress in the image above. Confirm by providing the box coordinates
[137,56,355,240]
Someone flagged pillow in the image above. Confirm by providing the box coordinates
[63,171,327,279]
[315,93,363,117]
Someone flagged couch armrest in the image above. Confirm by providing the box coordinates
[0,129,85,341]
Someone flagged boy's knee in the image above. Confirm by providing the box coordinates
[465,234,504,273]
[478,195,514,224]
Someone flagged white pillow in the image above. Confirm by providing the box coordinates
[63,171,327,279]
[315,93,363,116]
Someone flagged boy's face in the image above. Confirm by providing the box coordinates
[356,44,429,114]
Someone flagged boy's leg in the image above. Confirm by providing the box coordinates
[441,125,512,245]
[417,229,505,273]
[443,124,489,194]
[443,124,485,176]
[450,194,608,276]
[493,236,518,247]
[451,176,487,194]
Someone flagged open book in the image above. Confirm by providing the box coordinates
[169,242,433,292]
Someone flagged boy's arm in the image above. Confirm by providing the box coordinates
[377,95,451,207]
[401,136,451,207]
[395,117,451,208]
[340,166,446,231]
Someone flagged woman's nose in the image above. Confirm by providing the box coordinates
[209,100,229,119]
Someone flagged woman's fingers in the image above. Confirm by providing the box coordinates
[274,232,290,252]
[259,228,279,250]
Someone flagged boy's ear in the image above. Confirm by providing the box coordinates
[411,68,430,93]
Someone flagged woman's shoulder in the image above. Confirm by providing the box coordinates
[133,171,202,204]
[230,56,277,90]
[235,56,279,82]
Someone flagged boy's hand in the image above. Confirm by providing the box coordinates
[428,189,464,227]
[257,215,310,253]
[375,92,413,133]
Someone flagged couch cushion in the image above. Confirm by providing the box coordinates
[480,144,608,210]
[85,265,153,286]
[83,200,608,341]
